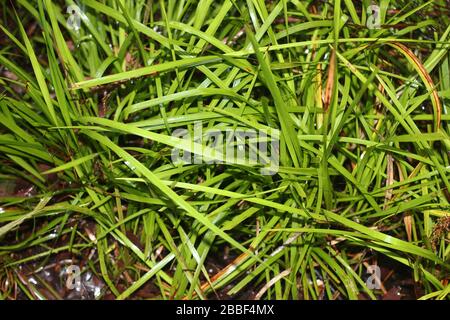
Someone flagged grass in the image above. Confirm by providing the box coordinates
[0,0,449,300]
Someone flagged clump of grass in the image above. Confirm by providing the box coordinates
[0,0,449,300]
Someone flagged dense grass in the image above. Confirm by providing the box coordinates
[0,0,449,300]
